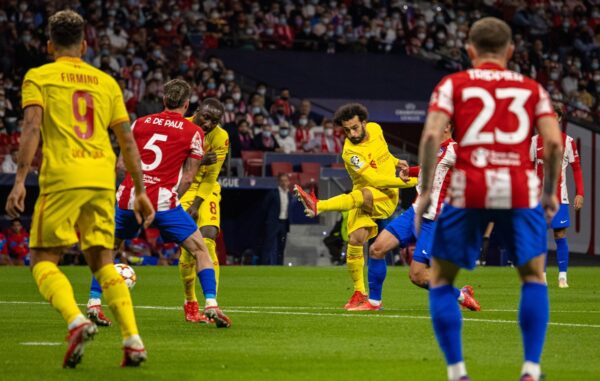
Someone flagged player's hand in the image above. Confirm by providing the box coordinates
[414,190,431,235]
[398,167,410,182]
[396,159,409,170]
[5,182,26,218]
[574,195,584,211]
[541,192,559,224]
[133,192,155,228]
[201,151,217,165]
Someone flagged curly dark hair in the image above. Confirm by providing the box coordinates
[49,10,85,48]
[333,103,368,126]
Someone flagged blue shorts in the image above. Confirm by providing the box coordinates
[384,206,435,265]
[431,204,547,270]
[115,205,197,244]
[550,203,570,229]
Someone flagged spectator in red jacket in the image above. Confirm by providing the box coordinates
[6,219,29,265]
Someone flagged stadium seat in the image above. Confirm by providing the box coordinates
[330,163,345,169]
[0,145,10,155]
[299,172,318,193]
[241,150,264,177]
[287,172,301,186]
[271,161,293,176]
[301,162,321,176]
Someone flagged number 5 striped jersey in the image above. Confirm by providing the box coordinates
[21,56,130,193]
[428,62,555,209]
[117,111,204,211]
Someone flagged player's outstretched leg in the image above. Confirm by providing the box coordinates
[344,237,368,310]
[87,276,112,326]
[31,253,97,368]
[87,247,146,367]
[183,231,231,328]
[517,255,548,381]
[179,248,200,322]
[294,185,365,218]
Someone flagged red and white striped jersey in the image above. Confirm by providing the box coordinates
[117,110,204,212]
[428,62,555,209]
[413,138,457,220]
[530,133,584,204]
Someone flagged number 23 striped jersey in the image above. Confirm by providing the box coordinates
[428,62,555,209]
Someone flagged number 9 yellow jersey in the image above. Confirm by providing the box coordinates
[21,56,129,193]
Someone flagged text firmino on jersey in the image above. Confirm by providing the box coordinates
[60,72,99,85]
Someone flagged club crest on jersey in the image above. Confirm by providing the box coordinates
[350,155,363,170]
[471,148,489,168]
[437,147,446,157]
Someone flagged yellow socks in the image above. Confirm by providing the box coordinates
[32,261,82,325]
[94,264,138,338]
[179,248,197,302]
[317,190,364,213]
[346,244,366,293]
[204,237,220,291]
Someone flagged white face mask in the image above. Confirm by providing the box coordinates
[133,70,143,79]
[299,118,308,126]
[225,103,234,111]
[232,92,241,101]
[190,94,199,103]
[325,128,334,136]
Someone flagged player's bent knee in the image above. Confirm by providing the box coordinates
[553,228,567,239]
[200,226,218,240]
[369,243,386,259]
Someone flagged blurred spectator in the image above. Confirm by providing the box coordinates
[6,219,29,265]
[231,119,254,158]
[292,99,322,126]
[136,79,163,117]
[270,88,294,117]
[275,122,296,154]
[320,119,343,154]
[2,148,18,173]
[254,124,281,152]
[271,99,293,126]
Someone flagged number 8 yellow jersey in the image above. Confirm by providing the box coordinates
[21,56,129,193]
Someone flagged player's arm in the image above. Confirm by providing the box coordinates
[177,157,202,198]
[112,122,155,227]
[568,138,584,211]
[191,136,228,208]
[348,152,415,189]
[414,110,449,230]
[537,115,562,220]
[5,105,42,218]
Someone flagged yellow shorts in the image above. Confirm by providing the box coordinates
[30,188,115,251]
[180,190,221,230]
[347,187,398,240]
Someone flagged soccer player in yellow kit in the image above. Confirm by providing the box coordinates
[295,103,417,309]
[4,10,154,368]
[179,98,230,323]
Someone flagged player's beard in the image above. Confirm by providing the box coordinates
[348,128,366,145]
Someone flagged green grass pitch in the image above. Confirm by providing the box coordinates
[0,265,599,381]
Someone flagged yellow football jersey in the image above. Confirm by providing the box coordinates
[22,56,128,193]
[342,122,415,190]
[183,119,229,199]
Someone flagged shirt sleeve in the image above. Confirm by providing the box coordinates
[567,137,584,197]
[21,69,44,109]
[195,128,228,200]
[344,149,415,189]
[427,76,454,117]
[109,79,130,127]
[534,84,555,122]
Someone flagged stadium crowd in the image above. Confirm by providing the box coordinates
[0,0,599,175]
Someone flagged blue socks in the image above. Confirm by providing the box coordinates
[519,282,549,363]
[429,285,463,365]
[89,276,103,300]
[555,238,569,273]
[197,268,217,299]
[367,257,387,302]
